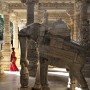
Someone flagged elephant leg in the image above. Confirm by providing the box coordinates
[19,36,29,88]
[27,39,38,77]
[40,57,50,90]
[74,71,89,90]
[69,71,76,90]
[71,64,89,90]
[32,61,41,90]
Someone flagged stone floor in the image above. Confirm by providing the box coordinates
[0,68,90,90]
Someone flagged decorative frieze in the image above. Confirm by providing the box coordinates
[39,3,74,10]
[8,3,26,9]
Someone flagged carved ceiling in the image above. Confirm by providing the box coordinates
[0,0,90,22]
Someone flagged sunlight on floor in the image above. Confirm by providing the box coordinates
[4,71,20,76]
[49,67,67,72]
[48,72,69,76]
[48,68,69,76]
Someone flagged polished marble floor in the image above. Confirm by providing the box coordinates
[0,68,90,90]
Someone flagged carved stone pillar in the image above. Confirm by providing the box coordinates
[20,0,39,77]
[27,1,38,77]
[79,0,89,47]
[2,13,11,70]
[74,0,90,79]
[74,0,89,46]
[12,15,20,67]
[26,1,35,25]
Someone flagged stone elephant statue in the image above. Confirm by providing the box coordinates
[18,23,89,90]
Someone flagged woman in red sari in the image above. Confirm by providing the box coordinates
[10,47,19,71]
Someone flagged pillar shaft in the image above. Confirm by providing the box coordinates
[26,1,35,25]
[13,16,20,67]
[80,0,89,46]
[26,1,38,76]
[74,0,89,46]
[2,13,11,70]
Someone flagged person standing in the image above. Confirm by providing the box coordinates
[10,47,19,71]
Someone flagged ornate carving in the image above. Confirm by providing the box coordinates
[1,2,9,13]
[8,3,26,9]
[19,23,89,90]
[74,0,89,47]
[39,3,74,10]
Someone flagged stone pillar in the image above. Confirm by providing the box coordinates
[73,0,89,46]
[43,10,48,28]
[73,0,81,43]
[2,13,11,71]
[74,0,90,79]
[0,51,4,75]
[69,19,74,40]
[79,0,89,47]
[25,0,39,77]
[12,16,20,67]
[26,0,35,25]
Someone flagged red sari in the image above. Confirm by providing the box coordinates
[10,51,19,71]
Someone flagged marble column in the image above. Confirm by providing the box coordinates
[2,13,11,71]
[12,16,20,67]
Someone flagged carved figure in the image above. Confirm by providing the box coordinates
[18,23,89,90]
[19,0,89,90]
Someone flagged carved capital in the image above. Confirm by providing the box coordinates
[1,2,10,14]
